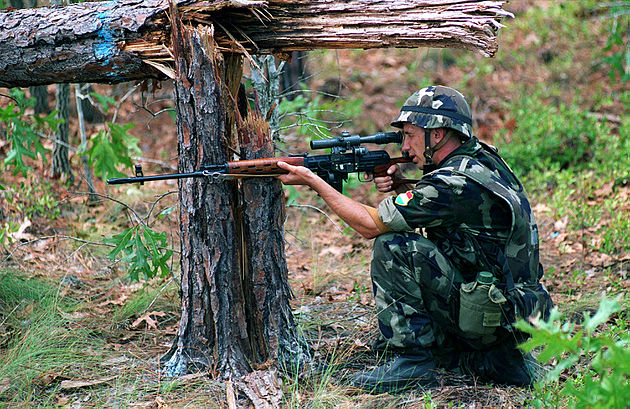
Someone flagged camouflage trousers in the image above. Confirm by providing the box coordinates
[371,231,461,350]
[371,232,540,384]
[371,231,520,351]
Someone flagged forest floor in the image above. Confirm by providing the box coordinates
[1,0,628,407]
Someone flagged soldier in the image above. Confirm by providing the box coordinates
[277,85,553,393]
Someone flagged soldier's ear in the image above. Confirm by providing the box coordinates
[433,128,445,141]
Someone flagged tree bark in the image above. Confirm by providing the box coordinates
[280,51,309,101]
[75,84,99,203]
[77,84,104,124]
[10,0,51,114]
[160,4,304,380]
[51,83,73,183]
[160,12,247,376]
[29,86,50,115]
[237,102,310,373]
[0,0,512,88]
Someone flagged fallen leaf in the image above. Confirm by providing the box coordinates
[359,293,373,305]
[589,253,616,268]
[57,308,88,320]
[129,402,156,409]
[156,397,170,409]
[164,323,179,335]
[319,245,352,257]
[56,395,70,406]
[226,380,237,409]
[554,216,568,231]
[60,376,116,390]
[533,203,552,213]
[7,217,34,242]
[131,311,166,330]
[98,294,129,307]
[101,356,131,366]
[593,181,614,198]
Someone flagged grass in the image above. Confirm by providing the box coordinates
[0,272,103,406]
[0,270,190,407]
[495,85,629,256]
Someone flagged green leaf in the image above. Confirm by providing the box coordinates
[285,186,300,206]
[142,226,172,278]
[85,123,140,180]
[584,296,620,334]
[0,89,59,176]
[105,225,173,281]
[105,227,135,260]
[133,231,151,280]
[90,91,116,113]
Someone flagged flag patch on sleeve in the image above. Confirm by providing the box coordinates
[395,191,414,206]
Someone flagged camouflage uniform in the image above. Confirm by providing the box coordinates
[371,86,553,384]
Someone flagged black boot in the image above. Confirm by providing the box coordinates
[350,349,437,393]
[458,345,539,386]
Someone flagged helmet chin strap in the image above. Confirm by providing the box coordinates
[422,129,450,174]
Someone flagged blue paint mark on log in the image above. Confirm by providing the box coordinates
[94,1,119,64]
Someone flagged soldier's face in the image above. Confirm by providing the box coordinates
[401,123,427,167]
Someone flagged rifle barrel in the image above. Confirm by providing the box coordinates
[107,171,207,185]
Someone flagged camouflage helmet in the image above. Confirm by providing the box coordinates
[391,86,473,139]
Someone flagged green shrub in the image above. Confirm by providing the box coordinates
[278,89,364,143]
[80,122,141,180]
[497,94,609,176]
[602,3,629,82]
[0,89,59,176]
[516,297,630,409]
[105,224,173,281]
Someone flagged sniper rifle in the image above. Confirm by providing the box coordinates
[107,131,418,192]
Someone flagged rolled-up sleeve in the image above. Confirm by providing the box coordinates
[378,196,413,231]
[377,177,458,231]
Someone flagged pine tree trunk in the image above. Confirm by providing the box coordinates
[29,86,50,115]
[280,51,309,101]
[161,6,252,378]
[161,6,306,384]
[51,83,73,183]
[238,112,309,371]
[77,84,104,124]
[75,84,99,203]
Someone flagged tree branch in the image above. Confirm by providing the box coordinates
[0,0,512,88]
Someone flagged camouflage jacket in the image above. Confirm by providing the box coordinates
[378,137,542,286]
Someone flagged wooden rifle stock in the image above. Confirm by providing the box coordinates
[225,156,305,175]
[373,156,419,190]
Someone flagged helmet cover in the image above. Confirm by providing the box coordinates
[391,85,473,139]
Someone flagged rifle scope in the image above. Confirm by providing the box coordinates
[310,131,403,150]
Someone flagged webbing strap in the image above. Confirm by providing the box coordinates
[423,129,436,174]
[497,248,516,293]
[458,157,470,172]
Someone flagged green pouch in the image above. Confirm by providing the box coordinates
[458,279,507,335]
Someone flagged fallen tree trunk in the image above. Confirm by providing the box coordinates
[0,0,512,88]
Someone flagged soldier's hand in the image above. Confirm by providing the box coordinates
[277,161,317,187]
[374,164,400,193]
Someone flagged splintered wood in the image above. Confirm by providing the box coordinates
[0,0,512,87]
